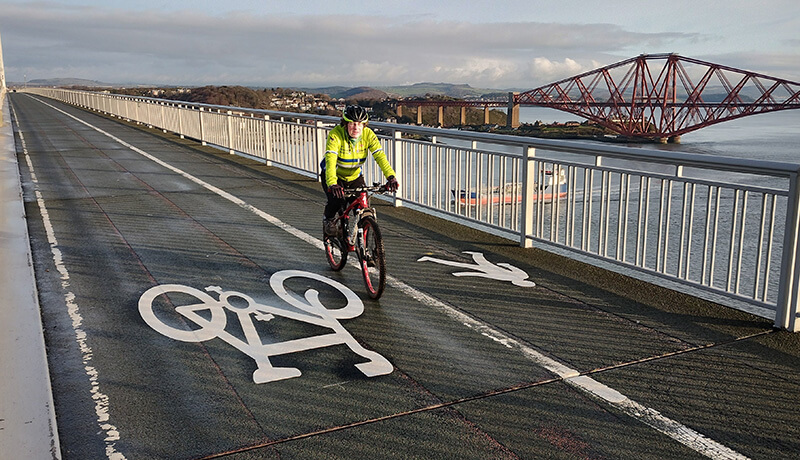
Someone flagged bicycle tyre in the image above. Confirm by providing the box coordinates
[324,215,348,271]
[358,216,386,299]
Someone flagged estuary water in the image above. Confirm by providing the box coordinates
[518,106,800,163]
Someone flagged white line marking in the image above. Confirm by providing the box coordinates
[13,108,126,460]
[31,96,749,460]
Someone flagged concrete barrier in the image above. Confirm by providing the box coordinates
[0,95,61,458]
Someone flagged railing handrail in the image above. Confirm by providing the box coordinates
[94,91,800,177]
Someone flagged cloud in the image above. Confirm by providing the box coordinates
[527,57,585,83]
[1,2,796,88]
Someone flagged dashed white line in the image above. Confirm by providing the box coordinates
[13,108,126,460]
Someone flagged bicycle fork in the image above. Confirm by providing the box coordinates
[353,209,376,261]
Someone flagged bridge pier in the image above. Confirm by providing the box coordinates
[438,106,444,127]
[658,135,682,144]
[460,106,466,125]
[507,92,520,128]
[417,107,422,125]
[484,106,490,125]
[396,105,403,118]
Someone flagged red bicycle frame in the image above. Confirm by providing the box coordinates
[338,192,370,252]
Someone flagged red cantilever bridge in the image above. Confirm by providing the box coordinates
[398,53,800,141]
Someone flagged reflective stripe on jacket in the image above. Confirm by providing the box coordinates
[323,125,395,187]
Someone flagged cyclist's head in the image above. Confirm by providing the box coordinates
[342,105,369,124]
[341,105,368,139]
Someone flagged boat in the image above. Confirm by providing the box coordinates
[453,169,567,205]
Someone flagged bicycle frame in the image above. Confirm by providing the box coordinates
[334,186,382,251]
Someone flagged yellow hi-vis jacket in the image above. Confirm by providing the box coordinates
[323,125,396,187]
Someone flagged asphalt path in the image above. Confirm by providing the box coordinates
[8,92,800,460]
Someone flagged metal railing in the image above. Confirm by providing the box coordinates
[22,88,800,331]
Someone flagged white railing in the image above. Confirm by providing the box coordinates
[22,88,800,331]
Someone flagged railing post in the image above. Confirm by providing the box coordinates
[392,130,404,207]
[776,171,800,331]
[263,115,272,166]
[226,110,235,154]
[199,107,207,145]
[177,105,184,138]
[145,100,153,128]
[520,145,536,248]
[314,120,325,182]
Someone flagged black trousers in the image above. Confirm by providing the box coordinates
[321,174,366,219]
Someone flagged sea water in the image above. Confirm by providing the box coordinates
[519,106,800,162]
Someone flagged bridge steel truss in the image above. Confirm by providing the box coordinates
[400,54,800,139]
[515,53,800,140]
[20,88,800,332]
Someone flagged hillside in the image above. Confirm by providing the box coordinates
[299,82,506,100]
[339,86,389,100]
[22,78,117,88]
[377,82,500,98]
[298,86,385,100]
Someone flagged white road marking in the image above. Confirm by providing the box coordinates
[138,272,393,383]
[13,110,126,459]
[31,96,749,460]
[418,251,536,287]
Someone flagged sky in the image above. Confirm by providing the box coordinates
[1,0,799,90]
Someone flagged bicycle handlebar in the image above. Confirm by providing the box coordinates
[344,184,388,196]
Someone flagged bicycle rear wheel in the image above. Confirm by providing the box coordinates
[358,216,386,299]
[324,216,348,271]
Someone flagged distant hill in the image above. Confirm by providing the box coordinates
[20,79,508,99]
[340,86,390,100]
[377,82,500,98]
[299,86,382,100]
[23,78,117,88]
[300,82,508,100]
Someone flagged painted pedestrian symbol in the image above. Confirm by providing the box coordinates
[417,251,536,287]
[138,270,393,384]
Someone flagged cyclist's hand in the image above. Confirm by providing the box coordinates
[329,184,345,199]
[385,176,399,193]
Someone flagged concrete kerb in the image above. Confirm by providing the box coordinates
[0,95,62,458]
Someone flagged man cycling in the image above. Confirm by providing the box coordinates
[321,105,399,236]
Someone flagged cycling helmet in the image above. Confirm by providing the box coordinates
[342,105,369,123]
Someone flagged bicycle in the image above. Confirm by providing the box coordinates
[323,184,388,299]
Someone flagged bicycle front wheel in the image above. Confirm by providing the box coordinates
[358,216,386,299]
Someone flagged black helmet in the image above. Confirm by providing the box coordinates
[342,105,369,123]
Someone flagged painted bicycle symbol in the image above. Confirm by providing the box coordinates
[138,270,393,384]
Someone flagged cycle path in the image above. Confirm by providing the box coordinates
[6,92,800,460]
